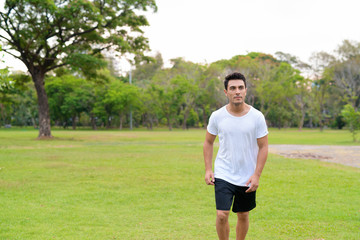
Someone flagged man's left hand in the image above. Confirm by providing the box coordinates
[245,174,260,193]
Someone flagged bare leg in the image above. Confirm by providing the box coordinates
[216,210,230,240]
[236,211,249,240]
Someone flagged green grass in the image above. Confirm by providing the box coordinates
[0,128,359,239]
[269,128,360,145]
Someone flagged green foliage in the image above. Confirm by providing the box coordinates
[0,0,157,136]
[149,78,178,130]
[66,53,107,79]
[247,52,280,63]
[341,104,360,142]
[0,68,13,93]
[0,46,13,94]
[3,39,360,131]
[7,74,37,127]
[132,52,163,85]
[104,81,141,127]
[46,75,95,128]
[0,63,16,126]
[324,40,360,109]
[0,0,157,72]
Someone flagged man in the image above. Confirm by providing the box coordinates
[203,72,268,240]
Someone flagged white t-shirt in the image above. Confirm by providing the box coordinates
[207,105,268,186]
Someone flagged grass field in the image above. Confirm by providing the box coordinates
[0,128,359,239]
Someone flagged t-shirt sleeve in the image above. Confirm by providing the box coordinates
[207,112,218,135]
[256,113,268,139]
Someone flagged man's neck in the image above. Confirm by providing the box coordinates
[226,103,249,117]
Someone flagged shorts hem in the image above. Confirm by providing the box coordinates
[232,205,256,213]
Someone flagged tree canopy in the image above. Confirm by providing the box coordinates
[0,0,157,137]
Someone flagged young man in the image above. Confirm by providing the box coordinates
[203,72,268,240]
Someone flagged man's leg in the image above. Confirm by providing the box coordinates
[216,210,230,240]
[236,211,249,240]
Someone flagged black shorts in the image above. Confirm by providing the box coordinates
[214,178,256,213]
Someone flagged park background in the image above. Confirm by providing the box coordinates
[1,0,360,239]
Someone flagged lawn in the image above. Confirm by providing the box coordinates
[269,128,360,145]
[0,128,359,239]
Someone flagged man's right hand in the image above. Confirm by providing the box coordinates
[205,170,215,185]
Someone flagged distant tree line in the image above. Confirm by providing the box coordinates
[1,40,360,132]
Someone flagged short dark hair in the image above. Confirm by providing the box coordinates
[224,72,247,90]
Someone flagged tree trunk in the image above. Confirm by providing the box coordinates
[106,115,111,129]
[0,103,4,127]
[298,114,305,131]
[146,114,153,130]
[32,70,52,138]
[142,114,147,127]
[182,109,190,130]
[91,114,97,130]
[119,113,123,130]
[149,117,153,130]
[166,114,172,131]
[319,106,324,132]
[202,106,208,129]
[72,114,76,130]
[31,117,37,128]
[298,105,305,131]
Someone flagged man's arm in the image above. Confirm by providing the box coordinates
[203,131,217,185]
[245,135,268,192]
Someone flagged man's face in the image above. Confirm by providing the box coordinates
[224,79,247,105]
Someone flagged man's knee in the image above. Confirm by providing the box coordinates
[237,211,249,221]
[216,210,230,224]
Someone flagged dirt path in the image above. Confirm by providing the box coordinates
[269,145,360,168]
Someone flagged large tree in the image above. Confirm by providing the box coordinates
[313,40,360,110]
[0,0,156,137]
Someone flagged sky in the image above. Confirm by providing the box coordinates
[1,0,360,72]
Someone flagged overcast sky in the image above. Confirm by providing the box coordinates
[1,0,360,72]
[144,0,360,66]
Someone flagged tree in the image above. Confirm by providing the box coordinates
[132,52,164,86]
[288,75,310,130]
[46,75,95,129]
[131,53,163,129]
[341,104,360,142]
[332,56,360,108]
[308,51,337,129]
[275,51,311,74]
[317,40,360,109]
[8,73,37,127]
[0,44,14,126]
[139,87,161,129]
[0,67,13,126]
[171,74,199,129]
[151,80,177,130]
[0,0,156,137]
[169,59,204,129]
[103,81,141,129]
[197,72,223,128]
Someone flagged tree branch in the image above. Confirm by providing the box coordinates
[0,35,13,44]
[1,48,21,60]
[46,62,68,72]
[63,25,99,43]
